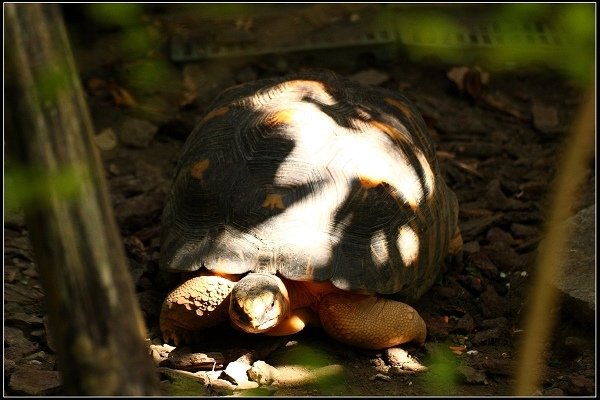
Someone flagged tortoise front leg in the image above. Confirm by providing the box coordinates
[317,293,426,350]
[160,274,236,346]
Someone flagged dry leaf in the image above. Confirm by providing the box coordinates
[447,66,490,99]
[107,83,138,108]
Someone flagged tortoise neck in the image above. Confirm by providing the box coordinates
[281,278,344,310]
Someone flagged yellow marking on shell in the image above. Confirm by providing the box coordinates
[191,159,210,180]
[397,225,420,267]
[262,193,285,210]
[200,106,229,124]
[266,109,295,126]
[384,97,413,119]
[370,120,409,144]
[358,175,382,189]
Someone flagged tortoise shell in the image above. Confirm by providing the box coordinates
[160,70,458,302]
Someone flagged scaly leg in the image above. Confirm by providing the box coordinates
[317,293,426,350]
[159,274,235,346]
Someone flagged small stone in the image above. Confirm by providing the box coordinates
[455,314,476,333]
[543,388,564,396]
[425,316,450,338]
[462,241,480,254]
[563,336,591,355]
[24,351,48,362]
[4,359,17,374]
[248,360,279,386]
[160,350,225,372]
[349,69,390,86]
[5,313,44,331]
[471,328,504,346]
[479,285,508,318]
[385,348,412,367]
[93,128,118,150]
[235,380,259,390]
[486,227,516,246]
[9,369,61,395]
[223,361,252,385]
[532,102,560,134]
[480,317,509,330]
[510,223,540,238]
[456,365,487,384]
[369,373,391,381]
[4,327,38,360]
[565,374,594,395]
[118,117,158,148]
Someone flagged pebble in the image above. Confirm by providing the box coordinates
[462,241,480,254]
[4,327,38,360]
[563,336,590,355]
[349,69,390,86]
[456,365,487,384]
[480,317,509,330]
[565,374,594,395]
[8,368,61,395]
[532,102,561,134]
[479,285,508,318]
[93,128,118,151]
[543,387,565,396]
[455,314,476,333]
[385,348,411,366]
[118,117,158,148]
[223,361,252,386]
[470,328,505,346]
[369,373,391,381]
[248,360,280,386]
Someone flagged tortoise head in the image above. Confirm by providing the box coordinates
[229,273,290,333]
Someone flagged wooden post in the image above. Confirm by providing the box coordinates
[4,4,160,395]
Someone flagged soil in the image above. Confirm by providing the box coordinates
[4,4,595,397]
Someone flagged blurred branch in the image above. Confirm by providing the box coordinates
[514,83,595,395]
[4,3,160,395]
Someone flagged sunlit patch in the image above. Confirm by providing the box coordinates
[415,150,435,199]
[262,194,285,210]
[283,80,335,105]
[334,133,422,210]
[384,97,414,120]
[190,159,210,180]
[370,230,390,266]
[397,225,420,267]
[200,106,229,124]
[244,79,335,113]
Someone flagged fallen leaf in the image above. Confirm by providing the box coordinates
[108,83,138,107]
[447,66,490,99]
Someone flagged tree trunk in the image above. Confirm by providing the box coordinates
[4,3,160,395]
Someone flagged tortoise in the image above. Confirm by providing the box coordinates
[159,70,461,350]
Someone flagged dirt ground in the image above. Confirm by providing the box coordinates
[4,4,596,397]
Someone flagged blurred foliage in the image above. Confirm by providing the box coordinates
[421,343,459,395]
[270,342,347,395]
[82,4,180,96]
[393,3,594,84]
[5,160,87,216]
